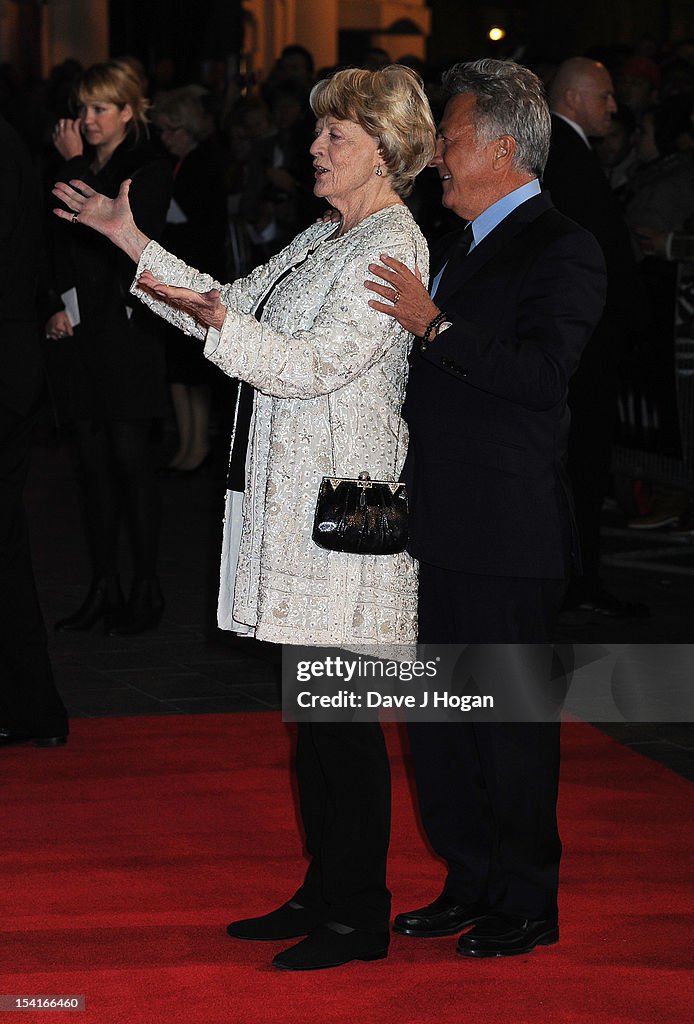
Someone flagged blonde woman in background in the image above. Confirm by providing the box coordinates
[47,61,172,635]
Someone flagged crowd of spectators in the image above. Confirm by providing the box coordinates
[2,35,693,497]
[2,39,689,280]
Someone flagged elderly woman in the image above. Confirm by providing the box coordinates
[153,87,228,474]
[53,65,436,971]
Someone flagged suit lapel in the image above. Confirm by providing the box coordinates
[433,192,554,302]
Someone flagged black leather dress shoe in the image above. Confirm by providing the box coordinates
[226,900,325,941]
[272,923,389,971]
[0,728,67,748]
[456,915,559,957]
[578,590,649,619]
[393,896,487,937]
[562,585,649,620]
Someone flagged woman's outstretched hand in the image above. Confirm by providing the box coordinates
[137,270,227,331]
[51,178,151,263]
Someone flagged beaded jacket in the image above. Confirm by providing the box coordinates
[133,204,428,646]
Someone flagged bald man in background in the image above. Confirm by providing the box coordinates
[543,58,647,619]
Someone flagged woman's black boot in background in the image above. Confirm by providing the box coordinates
[107,577,164,635]
[54,575,125,632]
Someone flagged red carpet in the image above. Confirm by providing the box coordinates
[2,714,693,1024]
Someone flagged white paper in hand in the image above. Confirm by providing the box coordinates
[60,287,81,327]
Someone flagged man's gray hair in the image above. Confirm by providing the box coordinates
[442,59,551,177]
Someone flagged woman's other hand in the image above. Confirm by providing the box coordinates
[52,118,84,161]
[45,311,74,340]
[137,270,227,331]
[52,178,150,263]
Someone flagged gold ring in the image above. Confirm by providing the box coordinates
[71,212,79,224]
[392,288,402,305]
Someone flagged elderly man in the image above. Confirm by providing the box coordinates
[367,60,606,957]
[544,58,645,616]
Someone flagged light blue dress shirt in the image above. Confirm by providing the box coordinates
[431,178,541,298]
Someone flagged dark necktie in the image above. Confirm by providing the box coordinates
[438,223,473,286]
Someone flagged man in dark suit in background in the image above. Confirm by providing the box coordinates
[544,57,647,618]
[367,60,606,958]
[0,114,68,747]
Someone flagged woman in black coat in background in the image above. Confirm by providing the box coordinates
[152,86,228,473]
[46,61,172,634]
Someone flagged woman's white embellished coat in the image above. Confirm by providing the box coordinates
[133,205,428,647]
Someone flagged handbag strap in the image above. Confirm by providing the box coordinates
[249,234,405,480]
[325,391,403,479]
[226,241,325,488]
[253,242,322,323]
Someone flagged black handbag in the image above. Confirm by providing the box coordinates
[312,472,408,554]
[312,396,408,555]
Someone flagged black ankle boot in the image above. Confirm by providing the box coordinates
[55,576,125,632]
[106,577,165,635]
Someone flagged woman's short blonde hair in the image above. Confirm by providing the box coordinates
[73,60,150,138]
[310,65,436,198]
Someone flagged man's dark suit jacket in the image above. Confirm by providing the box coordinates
[403,191,606,579]
[0,115,43,416]
[542,114,639,368]
[541,115,644,590]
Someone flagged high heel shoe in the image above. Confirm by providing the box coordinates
[55,575,125,632]
[106,577,165,635]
